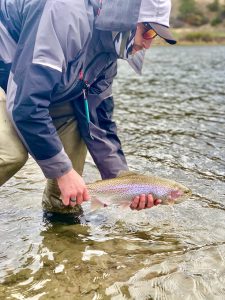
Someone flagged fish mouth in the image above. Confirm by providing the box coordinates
[183,188,192,197]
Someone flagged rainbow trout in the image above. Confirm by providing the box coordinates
[87,171,191,210]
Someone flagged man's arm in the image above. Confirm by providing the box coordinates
[72,60,161,209]
[73,60,129,180]
[6,0,92,204]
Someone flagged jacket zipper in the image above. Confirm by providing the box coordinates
[56,53,106,102]
[56,53,109,137]
[79,53,111,140]
[79,70,94,140]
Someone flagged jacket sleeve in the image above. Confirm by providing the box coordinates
[73,60,129,179]
[6,0,91,179]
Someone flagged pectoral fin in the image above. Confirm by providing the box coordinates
[90,196,105,211]
[120,201,130,209]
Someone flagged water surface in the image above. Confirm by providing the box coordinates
[0,45,225,299]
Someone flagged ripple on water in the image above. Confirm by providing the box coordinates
[105,244,225,300]
[0,46,225,299]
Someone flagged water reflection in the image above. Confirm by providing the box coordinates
[0,46,225,299]
[2,202,225,299]
[106,244,225,300]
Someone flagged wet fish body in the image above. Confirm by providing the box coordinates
[87,171,191,209]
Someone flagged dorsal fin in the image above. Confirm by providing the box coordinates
[116,170,139,178]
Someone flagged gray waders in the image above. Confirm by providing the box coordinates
[0,87,87,214]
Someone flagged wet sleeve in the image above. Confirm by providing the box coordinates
[8,64,73,179]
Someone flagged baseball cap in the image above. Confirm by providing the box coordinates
[138,0,176,45]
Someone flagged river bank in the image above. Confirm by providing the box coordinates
[153,24,225,46]
[171,25,225,45]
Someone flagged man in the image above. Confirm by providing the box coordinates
[0,0,176,213]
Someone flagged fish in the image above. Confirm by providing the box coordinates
[87,171,191,210]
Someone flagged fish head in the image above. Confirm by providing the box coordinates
[165,186,191,205]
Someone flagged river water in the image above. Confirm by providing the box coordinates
[0,45,225,300]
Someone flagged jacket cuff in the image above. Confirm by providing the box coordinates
[37,148,72,179]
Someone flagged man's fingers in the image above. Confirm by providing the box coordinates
[57,169,88,207]
[146,194,154,208]
[60,195,70,206]
[74,193,82,205]
[83,188,90,202]
[62,189,90,207]
[60,194,79,207]
[130,196,140,209]
[69,196,77,207]
[154,199,162,206]
[130,194,162,210]
[69,188,90,206]
[138,194,146,210]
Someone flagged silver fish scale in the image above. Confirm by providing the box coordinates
[92,183,172,200]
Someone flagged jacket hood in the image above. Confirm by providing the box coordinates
[90,0,142,31]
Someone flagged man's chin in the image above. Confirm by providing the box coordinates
[132,44,144,54]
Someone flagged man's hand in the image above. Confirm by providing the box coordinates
[130,194,161,210]
[57,169,90,207]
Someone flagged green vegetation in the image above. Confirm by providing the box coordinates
[179,0,197,16]
[211,16,223,26]
[175,0,225,27]
[171,0,225,43]
[207,0,220,12]
[171,27,225,44]
[183,32,214,42]
[178,0,208,26]
[208,0,225,26]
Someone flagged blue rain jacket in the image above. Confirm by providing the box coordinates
[0,0,142,179]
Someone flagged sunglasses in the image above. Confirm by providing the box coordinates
[142,22,157,40]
